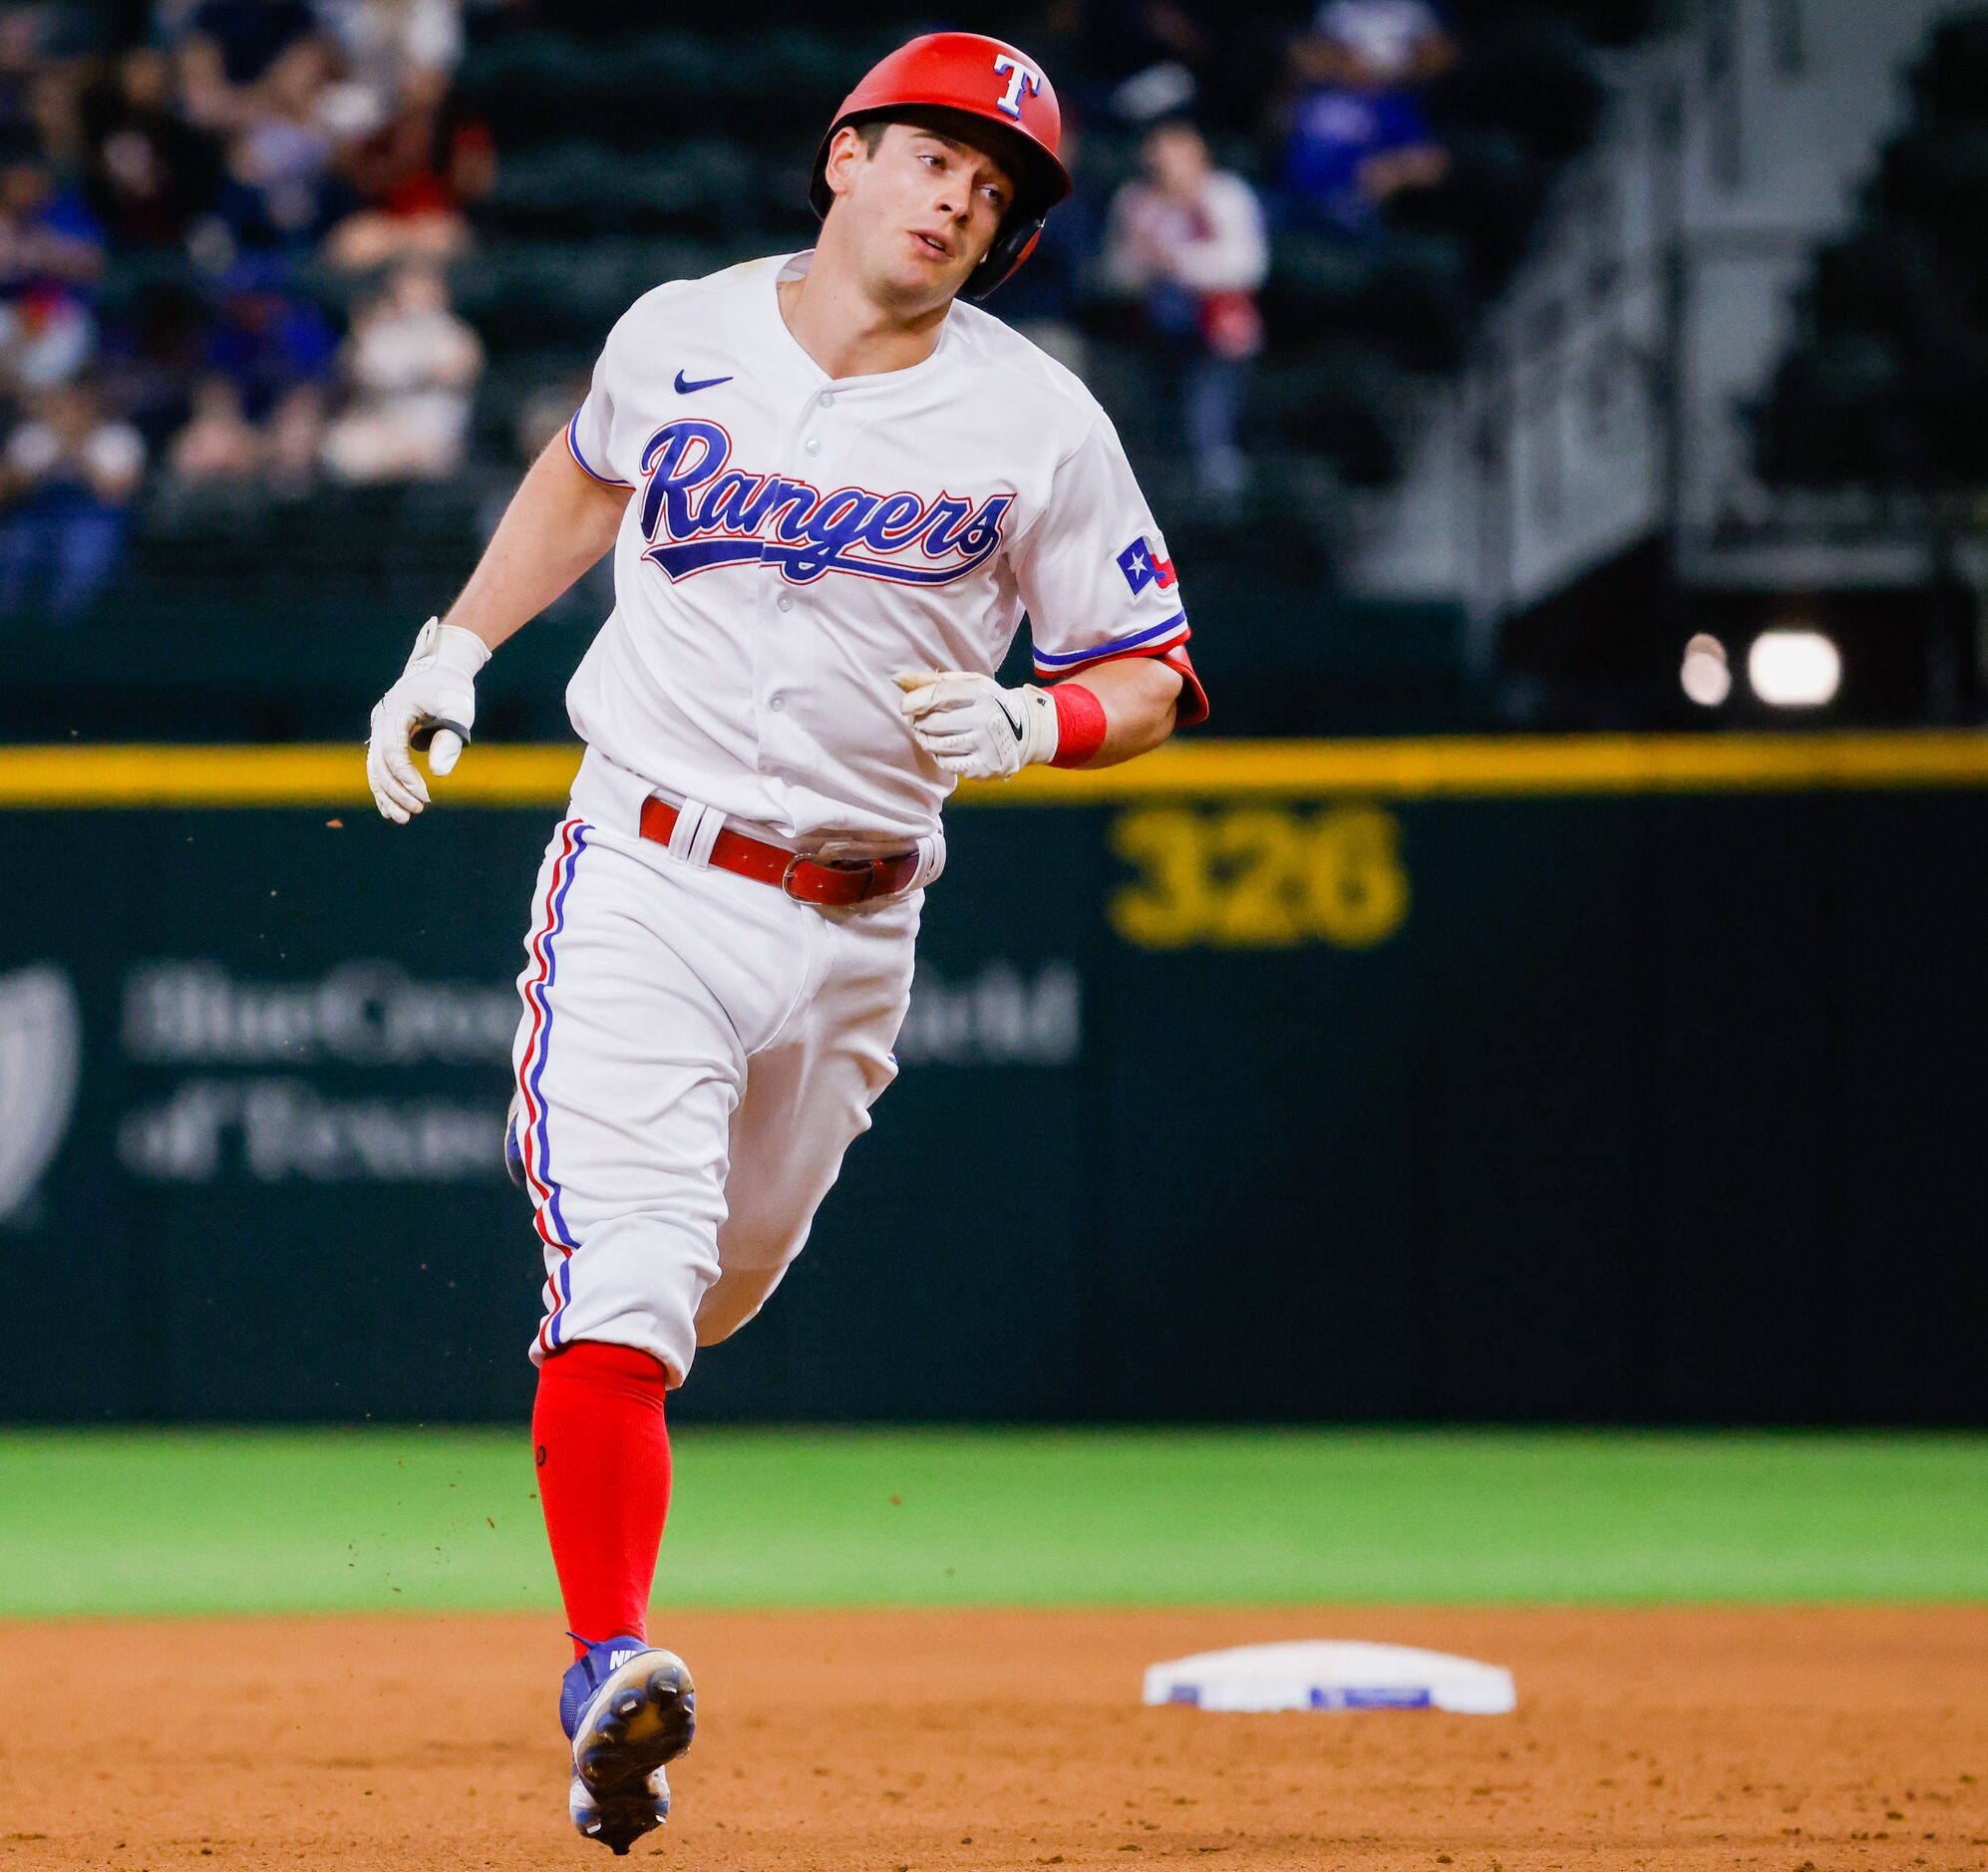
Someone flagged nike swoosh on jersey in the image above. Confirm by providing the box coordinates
[674,370,733,394]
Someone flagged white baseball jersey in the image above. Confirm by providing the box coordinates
[559,249,1205,848]
[509,249,1205,1384]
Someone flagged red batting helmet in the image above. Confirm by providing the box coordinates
[808,31,1072,301]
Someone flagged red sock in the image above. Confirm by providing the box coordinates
[532,1341,671,1661]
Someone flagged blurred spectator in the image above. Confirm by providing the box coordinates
[167,371,261,479]
[0,380,144,621]
[318,0,465,132]
[208,37,351,249]
[1105,119,1266,502]
[263,366,325,482]
[203,258,336,404]
[80,49,223,248]
[326,64,490,270]
[177,0,325,130]
[1291,0,1458,92]
[1279,84,1449,232]
[200,259,336,484]
[1279,0,1454,232]
[0,154,104,390]
[26,65,84,177]
[321,258,480,479]
[0,12,47,137]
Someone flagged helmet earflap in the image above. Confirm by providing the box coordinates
[969,217,1044,300]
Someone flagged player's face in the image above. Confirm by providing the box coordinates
[828,122,1016,311]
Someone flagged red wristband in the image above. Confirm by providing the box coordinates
[1048,682,1108,768]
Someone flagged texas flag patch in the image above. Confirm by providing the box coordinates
[1117,534,1177,596]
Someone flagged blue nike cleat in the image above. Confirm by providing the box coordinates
[559,1636,697,1855]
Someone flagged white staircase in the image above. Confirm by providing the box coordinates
[1346,0,1968,656]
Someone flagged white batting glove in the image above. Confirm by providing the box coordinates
[367,617,491,823]
[894,670,1058,780]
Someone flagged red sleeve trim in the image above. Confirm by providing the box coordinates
[1039,636,1208,729]
[1161,643,1209,728]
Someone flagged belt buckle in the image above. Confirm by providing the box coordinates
[782,852,876,903]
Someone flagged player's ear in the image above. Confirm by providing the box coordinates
[823,125,870,205]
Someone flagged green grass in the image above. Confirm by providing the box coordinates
[0,1428,1983,1619]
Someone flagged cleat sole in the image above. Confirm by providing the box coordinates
[572,1649,696,1798]
[570,1768,670,1855]
[568,1648,694,1852]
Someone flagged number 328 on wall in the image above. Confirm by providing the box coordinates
[1109,803,1410,950]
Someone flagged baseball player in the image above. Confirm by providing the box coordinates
[365,30,1205,1854]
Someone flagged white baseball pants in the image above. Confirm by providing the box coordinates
[508,812,919,1384]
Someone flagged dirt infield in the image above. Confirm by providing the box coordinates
[2,1608,1984,1870]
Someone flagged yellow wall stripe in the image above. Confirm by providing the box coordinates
[2,733,1988,808]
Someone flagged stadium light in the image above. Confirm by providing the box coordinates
[1747,629,1841,708]
[1679,633,1732,707]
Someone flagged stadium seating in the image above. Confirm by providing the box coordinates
[423,8,1613,496]
[1756,6,1988,491]
[0,1,1664,740]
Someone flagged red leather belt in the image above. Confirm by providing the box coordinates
[637,796,921,906]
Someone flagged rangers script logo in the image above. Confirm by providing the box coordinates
[636,418,1013,586]
[0,964,80,1222]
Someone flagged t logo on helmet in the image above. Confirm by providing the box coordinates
[992,54,1042,121]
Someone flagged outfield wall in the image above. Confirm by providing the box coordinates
[2,736,1984,1426]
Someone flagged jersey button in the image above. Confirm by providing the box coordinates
[769,694,787,712]
[804,437,822,455]
[818,391,835,408]
[776,594,794,612]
